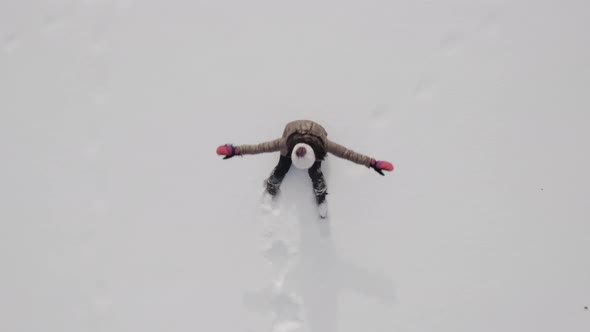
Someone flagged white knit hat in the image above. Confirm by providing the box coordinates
[291,143,316,170]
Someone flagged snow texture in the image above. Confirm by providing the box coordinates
[1,1,590,332]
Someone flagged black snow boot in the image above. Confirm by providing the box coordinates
[308,161,327,205]
[265,155,292,196]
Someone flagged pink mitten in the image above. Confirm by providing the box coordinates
[216,144,240,159]
[370,159,394,175]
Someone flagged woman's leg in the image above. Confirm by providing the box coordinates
[265,155,292,196]
[308,161,327,204]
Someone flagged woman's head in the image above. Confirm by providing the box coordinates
[287,133,326,159]
[291,143,316,169]
[287,133,327,170]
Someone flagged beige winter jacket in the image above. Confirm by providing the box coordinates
[237,120,373,167]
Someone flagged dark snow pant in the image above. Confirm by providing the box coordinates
[265,155,327,204]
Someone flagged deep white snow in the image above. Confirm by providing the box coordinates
[1,1,590,332]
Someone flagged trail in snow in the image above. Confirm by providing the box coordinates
[244,170,396,332]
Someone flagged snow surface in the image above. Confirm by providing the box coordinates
[1,1,590,331]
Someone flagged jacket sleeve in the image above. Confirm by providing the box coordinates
[237,138,284,155]
[326,140,373,167]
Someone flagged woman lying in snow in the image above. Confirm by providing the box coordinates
[216,119,393,218]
